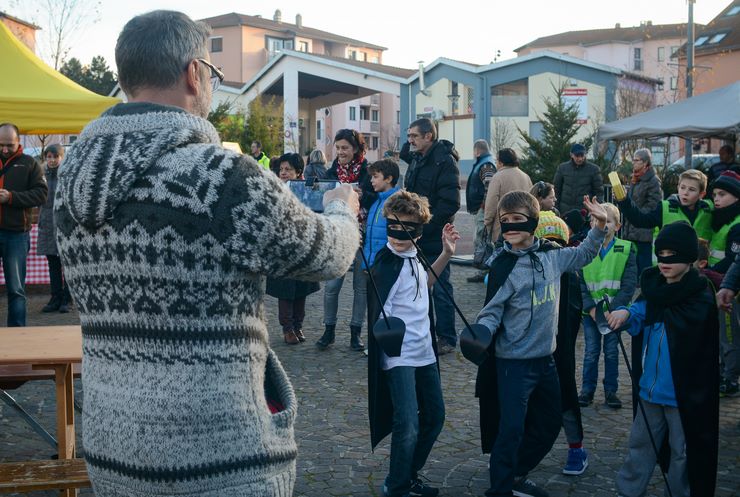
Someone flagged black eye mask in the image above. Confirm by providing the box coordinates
[656,254,693,264]
[386,220,424,240]
[500,215,539,234]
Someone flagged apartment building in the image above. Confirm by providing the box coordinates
[202,10,400,161]
[516,22,696,107]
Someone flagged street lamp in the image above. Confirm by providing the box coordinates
[447,90,460,144]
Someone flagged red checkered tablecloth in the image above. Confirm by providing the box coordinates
[0,225,50,285]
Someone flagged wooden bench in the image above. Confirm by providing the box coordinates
[0,458,90,493]
[0,363,82,450]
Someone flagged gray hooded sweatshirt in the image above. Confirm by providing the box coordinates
[476,227,606,359]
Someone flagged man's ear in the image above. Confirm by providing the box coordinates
[184,59,202,95]
[700,190,706,199]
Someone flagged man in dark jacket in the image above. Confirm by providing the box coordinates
[400,117,461,354]
[554,143,603,214]
[466,139,496,283]
[708,145,740,186]
[0,122,48,326]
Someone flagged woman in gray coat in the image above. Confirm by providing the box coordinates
[36,144,71,312]
[621,148,663,276]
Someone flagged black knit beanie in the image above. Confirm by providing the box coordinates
[654,221,698,263]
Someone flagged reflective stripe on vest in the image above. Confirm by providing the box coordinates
[709,215,740,265]
[582,238,633,301]
[660,199,714,241]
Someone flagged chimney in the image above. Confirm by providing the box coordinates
[273,9,282,23]
[615,23,621,29]
[296,13,302,28]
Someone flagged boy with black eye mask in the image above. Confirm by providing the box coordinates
[366,190,460,497]
[475,191,607,497]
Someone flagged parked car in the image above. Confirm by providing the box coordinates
[657,154,721,197]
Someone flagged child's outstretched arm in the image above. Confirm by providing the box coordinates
[475,280,514,336]
[428,223,460,287]
[616,195,663,229]
[556,196,608,274]
[607,299,646,336]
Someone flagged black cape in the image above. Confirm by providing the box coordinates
[476,241,562,453]
[634,267,719,497]
[367,246,439,449]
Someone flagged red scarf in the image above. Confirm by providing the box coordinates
[336,155,364,183]
[631,165,649,185]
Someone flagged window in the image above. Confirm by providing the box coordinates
[371,110,379,122]
[466,87,475,114]
[695,36,709,46]
[709,33,727,44]
[349,107,356,121]
[360,106,369,121]
[491,78,528,116]
[348,49,358,60]
[633,47,642,71]
[670,45,679,56]
[210,37,223,53]
[298,41,309,52]
[266,37,293,56]
[726,5,740,16]
[372,137,379,150]
[657,46,665,62]
[316,120,322,141]
[670,77,678,90]
[396,110,400,124]
[370,56,379,63]
[362,52,368,62]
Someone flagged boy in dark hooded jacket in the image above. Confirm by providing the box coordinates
[607,222,719,497]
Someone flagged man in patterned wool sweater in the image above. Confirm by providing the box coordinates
[53,10,360,497]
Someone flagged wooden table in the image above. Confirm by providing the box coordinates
[0,326,82,497]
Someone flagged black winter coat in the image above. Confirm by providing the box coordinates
[0,151,47,232]
[553,159,603,215]
[401,140,461,256]
[265,277,320,300]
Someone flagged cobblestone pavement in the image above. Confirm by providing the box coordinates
[1,211,739,497]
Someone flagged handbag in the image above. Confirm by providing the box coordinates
[473,228,495,269]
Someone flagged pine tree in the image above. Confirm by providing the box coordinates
[245,97,284,158]
[518,84,593,182]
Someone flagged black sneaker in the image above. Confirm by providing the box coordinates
[409,477,438,497]
[466,273,486,283]
[42,297,61,313]
[512,477,549,497]
[605,391,623,409]
[577,392,593,407]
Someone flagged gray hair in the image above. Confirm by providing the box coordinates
[116,10,211,96]
[309,149,326,165]
[633,148,652,166]
[474,139,490,154]
[409,118,437,141]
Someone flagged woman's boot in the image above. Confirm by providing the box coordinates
[350,325,365,351]
[316,324,336,350]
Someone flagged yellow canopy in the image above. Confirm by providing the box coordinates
[0,21,119,134]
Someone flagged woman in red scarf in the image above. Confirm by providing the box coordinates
[621,148,664,276]
[317,129,376,352]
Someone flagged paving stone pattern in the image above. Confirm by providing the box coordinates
[1,211,739,496]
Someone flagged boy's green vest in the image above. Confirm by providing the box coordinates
[582,238,633,303]
[654,198,714,242]
[709,216,740,265]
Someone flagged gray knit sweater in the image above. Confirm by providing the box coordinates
[54,103,359,496]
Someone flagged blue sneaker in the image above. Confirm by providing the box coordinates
[562,447,588,475]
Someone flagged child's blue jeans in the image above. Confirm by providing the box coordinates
[581,314,619,395]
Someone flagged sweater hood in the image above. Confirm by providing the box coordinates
[58,102,222,229]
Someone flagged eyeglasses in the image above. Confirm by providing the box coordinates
[195,58,224,92]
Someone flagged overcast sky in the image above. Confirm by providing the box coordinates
[11,0,733,72]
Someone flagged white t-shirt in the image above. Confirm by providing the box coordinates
[380,243,437,370]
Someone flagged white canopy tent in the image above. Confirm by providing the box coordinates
[599,81,740,141]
